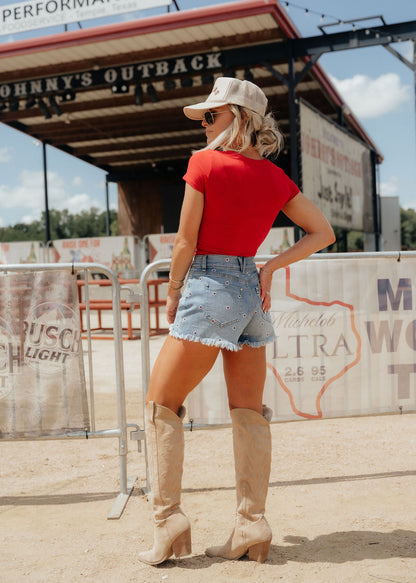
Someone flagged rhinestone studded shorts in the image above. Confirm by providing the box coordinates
[169,254,276,351]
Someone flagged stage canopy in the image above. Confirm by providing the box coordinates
[0,0,381,181]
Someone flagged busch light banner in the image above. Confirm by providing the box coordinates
[0,270,89,439]
[187,255,416,424]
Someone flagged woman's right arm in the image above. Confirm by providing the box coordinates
[259,192,335,311]
[166,183,204,324]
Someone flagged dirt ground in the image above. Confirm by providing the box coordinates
[1,335,416,583]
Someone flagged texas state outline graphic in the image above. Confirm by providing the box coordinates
[267,265,362,419]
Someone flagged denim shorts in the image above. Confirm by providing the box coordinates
[170,255,276,351]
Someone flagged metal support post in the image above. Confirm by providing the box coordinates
[42,142,51,243]
[371,149,381,252]
[288,55,298,186]
[288,55,300,242]
[138,259,171,493]
[105,176,110,237]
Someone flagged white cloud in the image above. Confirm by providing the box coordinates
[329,73,411,119]
[380,175,399,197]
[0,170,103,225]
[21,213,39,225]
[401,201,416,211]
[63,193,103,214]
[72,176,83,186]
[0,169,66,213]
[0,147,13,163]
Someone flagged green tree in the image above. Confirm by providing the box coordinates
[0,208,118,242]
[400,207,416,250]
[347,230,364,252]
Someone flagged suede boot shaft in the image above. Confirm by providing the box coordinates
[138,402,191,565]
[205,405,272,562]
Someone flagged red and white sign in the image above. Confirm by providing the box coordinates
[52,235,144,278]
[257,227,295,256]
[146,233,176,263]
[0,241,44,265]
[300,100,374,232]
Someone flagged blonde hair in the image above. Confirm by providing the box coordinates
[200,104,284,159]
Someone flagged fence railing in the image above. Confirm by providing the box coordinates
[4,252,414,504]
[138,251,416,430]
[0,262,145,519]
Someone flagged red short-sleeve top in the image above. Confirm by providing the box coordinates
[183,149,299,256]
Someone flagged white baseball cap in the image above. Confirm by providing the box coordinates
[183,77,268,119]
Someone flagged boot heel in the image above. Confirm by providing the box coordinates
[172,528,192,558]
[248,539,271,563]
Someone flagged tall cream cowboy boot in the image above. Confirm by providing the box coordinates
[138,401,191,565]
[206,405,273,563]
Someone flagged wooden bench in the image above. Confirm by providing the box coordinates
[78,277,168,340]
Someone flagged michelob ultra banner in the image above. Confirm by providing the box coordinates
[186,255,416,424]
[0,270,89,439]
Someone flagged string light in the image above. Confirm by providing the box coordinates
[281,4,390,43]
[281,1,352,28]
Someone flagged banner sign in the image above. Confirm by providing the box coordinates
[145,228,295,264]
[0,241,44,265]
[0,0,172,35]
[146,233,176,263]
[299,100,374,232]
[187,255,416,424]
[0,51,222,100]
[257,227,295,256]
[52,235,144,278]
[0,270,89,439]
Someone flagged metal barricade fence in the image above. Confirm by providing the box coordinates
[0,262,145,519]
[138,251,416,444]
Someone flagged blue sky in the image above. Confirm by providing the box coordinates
[0,0,415,227]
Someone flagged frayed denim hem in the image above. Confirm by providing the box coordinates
[169,329,241,352]
[238,336,276,349]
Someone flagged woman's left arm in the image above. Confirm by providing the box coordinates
[166,183,204,324]
[259,192,335,310]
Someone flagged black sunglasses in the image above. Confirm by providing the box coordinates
[203,110,226,125]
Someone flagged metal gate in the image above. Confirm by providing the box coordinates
[0,262,145,519]
[138,252,416,430]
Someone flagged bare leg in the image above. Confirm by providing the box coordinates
[222,344,267,414]
[146,336,220,413]
[140,336,220,565]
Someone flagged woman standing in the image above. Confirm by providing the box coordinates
[138,77,335,565]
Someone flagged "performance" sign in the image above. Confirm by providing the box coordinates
[0,0,171,35]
